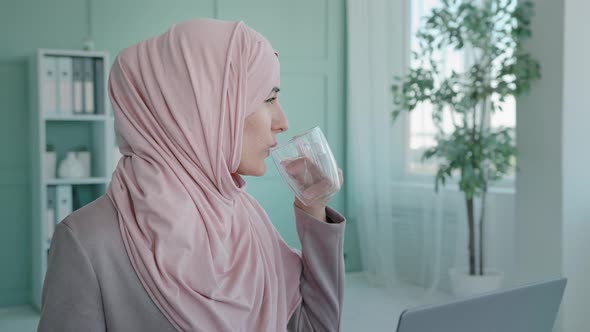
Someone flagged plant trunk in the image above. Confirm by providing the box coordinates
[466,197,476,275]
[479,190,487,276]
[479,212,484,276]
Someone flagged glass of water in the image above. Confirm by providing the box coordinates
[270,126,341,206]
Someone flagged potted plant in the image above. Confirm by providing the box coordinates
[391,0,540,296]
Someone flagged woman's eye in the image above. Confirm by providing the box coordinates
[265,97,277,104]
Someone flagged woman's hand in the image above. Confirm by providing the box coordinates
[283,156,343,222]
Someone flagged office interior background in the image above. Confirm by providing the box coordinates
[0,0,588,331]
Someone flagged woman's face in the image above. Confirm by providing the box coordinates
[237,87,288,176]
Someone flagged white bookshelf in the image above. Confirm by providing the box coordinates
[29,49,114,310]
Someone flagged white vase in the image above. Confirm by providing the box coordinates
[44,151,57,179]
[76,151,91,177]
[449,267,504,298]
[58,152,85,178]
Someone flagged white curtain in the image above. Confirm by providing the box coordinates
[346,0,517,294]
[346,0,402,289]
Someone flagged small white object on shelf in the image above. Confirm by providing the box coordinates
[76,150,91,177]
[58,152,85,178]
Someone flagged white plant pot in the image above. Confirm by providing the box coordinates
[449,267,504,298]
[44,151,57,179]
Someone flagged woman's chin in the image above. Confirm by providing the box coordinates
[243,163,267,177]
[254,163,267,176]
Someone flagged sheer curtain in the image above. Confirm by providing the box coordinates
[347,0,517,295]
[346,0,404,289]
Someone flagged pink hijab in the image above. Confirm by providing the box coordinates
[106,19,303,331]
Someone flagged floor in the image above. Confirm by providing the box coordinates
[0,306,38,332]
[342,272,451,331]
[0,272,451,332]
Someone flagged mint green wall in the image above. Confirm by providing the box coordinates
[0,60,31,306]
[0,0,361,307]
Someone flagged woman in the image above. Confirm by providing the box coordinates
[37,18,346,332]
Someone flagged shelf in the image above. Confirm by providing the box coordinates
[39,48,109,58]
[44,177,110,185]
[44,114,110,122]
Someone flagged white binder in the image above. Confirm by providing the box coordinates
[46,186,57,240]
[94,58,104,115]
[55,185,73,223]
[72,58,84,114]
[41,56,58,116]
[83,58,95,114]
[57,57,73,114]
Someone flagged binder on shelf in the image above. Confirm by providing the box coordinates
[94,58,104,115]
[57,57,73,114]
[72,185,80,211]
[55,185,73,223]
[83,58,95,114]
[41,56,58,115]
[72,57,84,114]
[46,186,57,241]
[46,209,55,242]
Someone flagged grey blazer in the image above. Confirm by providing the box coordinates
[37,195,346,332]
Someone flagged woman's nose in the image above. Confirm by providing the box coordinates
[275,107,289,133]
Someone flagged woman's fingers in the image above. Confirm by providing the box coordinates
[281,158,307,185]
[282,157,322,184]
[301,178,332,201]
[282,158,343,205]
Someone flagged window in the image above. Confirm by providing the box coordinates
[407,0,516,178]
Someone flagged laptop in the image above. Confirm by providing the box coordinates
[396,278,567,332]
